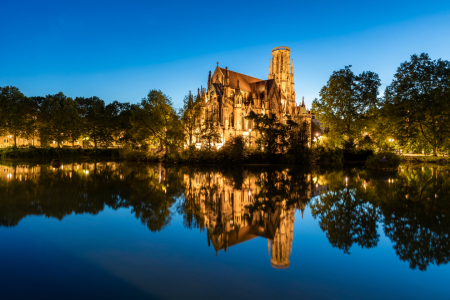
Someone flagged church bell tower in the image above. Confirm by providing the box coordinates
[269,46,295,106]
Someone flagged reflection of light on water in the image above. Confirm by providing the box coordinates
[84,170,89,175]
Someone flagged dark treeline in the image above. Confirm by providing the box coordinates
[312,53,450,157]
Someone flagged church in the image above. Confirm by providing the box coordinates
[189,46,311,149]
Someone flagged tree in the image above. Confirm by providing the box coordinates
[286,119,311,163]
[0,86,29,146]
[384,53,450,156]
[246,111,288,157]
[76,96,113,148]
[22,96,42,146]
[107,101,135,146]
[39,92,81,147]
[179,92,202,147]
[62,98,83,146]
[312,66,381,148]
[200,111,221,151]
[130,90,179,154]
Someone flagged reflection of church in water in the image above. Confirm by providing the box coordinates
[184,171,327,269]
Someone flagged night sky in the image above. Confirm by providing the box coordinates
[1,0,449,109]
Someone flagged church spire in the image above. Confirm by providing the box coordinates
[197,88,201,102]
[301,96,305,107]
[208,71,211,89]
[188,91,193,109]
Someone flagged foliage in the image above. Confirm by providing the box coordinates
[200,111,221,151]
[179,92,202,146]
[118,144,163,162]
[365,151,401,170]
[0,86,32,145]
[76,96,115,148]
[246,111,287,157]
[383,53,450,156]
[312,65,381,148]
[130,90,181,155]
[39,92,81,147]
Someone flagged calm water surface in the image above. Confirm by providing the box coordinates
[0,162,449,299]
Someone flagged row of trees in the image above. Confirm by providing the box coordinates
[0,88,134,148]
[312,53,450,156]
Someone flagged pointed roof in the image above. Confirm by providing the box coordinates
[218,67,264,92]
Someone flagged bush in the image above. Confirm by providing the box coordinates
[343,149,374,162]
[118,144,163,162]
[365,151,401,170]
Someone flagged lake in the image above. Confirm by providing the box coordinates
[0,162,449,299]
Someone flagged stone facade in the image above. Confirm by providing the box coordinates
[190,46,311,148]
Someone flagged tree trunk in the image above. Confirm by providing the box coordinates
[14,135,17,146]
[164,136,169,154]
[158,138,164,153]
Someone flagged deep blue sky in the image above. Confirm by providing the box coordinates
[1,0,449,109]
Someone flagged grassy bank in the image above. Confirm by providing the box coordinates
[0,146,120,160]
[118,143,344,166]
[401,155,450,165]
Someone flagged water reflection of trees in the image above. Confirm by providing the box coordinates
[310,166,450,270]
[2,163,450,270]
[310,170,380,254]
[0,163,183,232]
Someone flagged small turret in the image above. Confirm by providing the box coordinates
[225,67,230,86]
